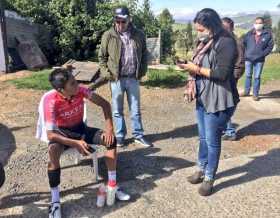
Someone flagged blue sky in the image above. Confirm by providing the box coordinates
[147,0,279,18]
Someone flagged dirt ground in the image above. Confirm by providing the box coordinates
[0,72,279,217]
[0,72,279,157]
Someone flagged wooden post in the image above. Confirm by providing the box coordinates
[0,2,8,73]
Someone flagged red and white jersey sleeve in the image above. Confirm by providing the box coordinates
[43,91,58,131]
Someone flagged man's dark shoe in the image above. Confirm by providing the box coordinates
[198,178,214,196]
[222,134,237,141]
[187,171,204,184]
[253,95,259,101]
[116,137,125,147]
[134,137,153,147]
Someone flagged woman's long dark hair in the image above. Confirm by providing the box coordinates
[194,8,231,40]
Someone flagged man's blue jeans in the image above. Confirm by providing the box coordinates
[196,103,235,180]
[110,78,144,140]
[224,106,237,137]
[224,119,236,137]
[244,61,264,97]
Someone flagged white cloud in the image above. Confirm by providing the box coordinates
[170,7,196,16]
[152,5,280,23]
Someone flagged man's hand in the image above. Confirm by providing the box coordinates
[101,129,115,147]
[75,140,91,156]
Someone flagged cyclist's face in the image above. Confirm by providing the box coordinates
[63,75,78,96]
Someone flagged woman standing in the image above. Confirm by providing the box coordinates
[177,8,239,196]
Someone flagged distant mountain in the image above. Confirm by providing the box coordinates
[174,11,280,30]
[175,18,193,24]
[173,14,194,24]
[231,12,280,29]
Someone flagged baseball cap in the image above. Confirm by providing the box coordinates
[114,7,130,19]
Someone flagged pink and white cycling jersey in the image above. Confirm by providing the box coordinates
[43,85,92,130]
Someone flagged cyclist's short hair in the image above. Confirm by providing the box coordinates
[49,66,73,90]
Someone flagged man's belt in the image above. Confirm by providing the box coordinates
[120,74,136,78]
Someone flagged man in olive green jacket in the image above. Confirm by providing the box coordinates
[98,7,152,147]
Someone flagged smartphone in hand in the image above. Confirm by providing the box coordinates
[175,58,188,70]
[87,146,95,153]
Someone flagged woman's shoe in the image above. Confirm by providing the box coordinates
[187,171,204,184]
[198,178,214,196]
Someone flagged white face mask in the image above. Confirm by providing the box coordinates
[254,23,264,31]
[197,30,211,43]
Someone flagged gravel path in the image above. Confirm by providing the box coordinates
[0,79,280,217]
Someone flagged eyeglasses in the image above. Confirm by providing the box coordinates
[115,20,127,24]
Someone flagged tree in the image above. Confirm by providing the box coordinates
[7,0,116,63]
[174,23,194,58]
[5,0,58,63]
[158,8,174,28]
[186,22,194,50]
[126,0,138,15]
[174,28,187,58]
[158,8,175,62]
[85,0,97,17]
[6,0,161,63]
[48,0,103,62]
[134,0,159,37]
[5,0,53,24]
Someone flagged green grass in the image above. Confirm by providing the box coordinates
[234,27,247,38]
[239,53,280,86]
[143,67,187,88]
[7,53,280,90]
[9,69,52,90]
[261,54,280,83]
[144,54,280,89]
[9,67,187,90]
